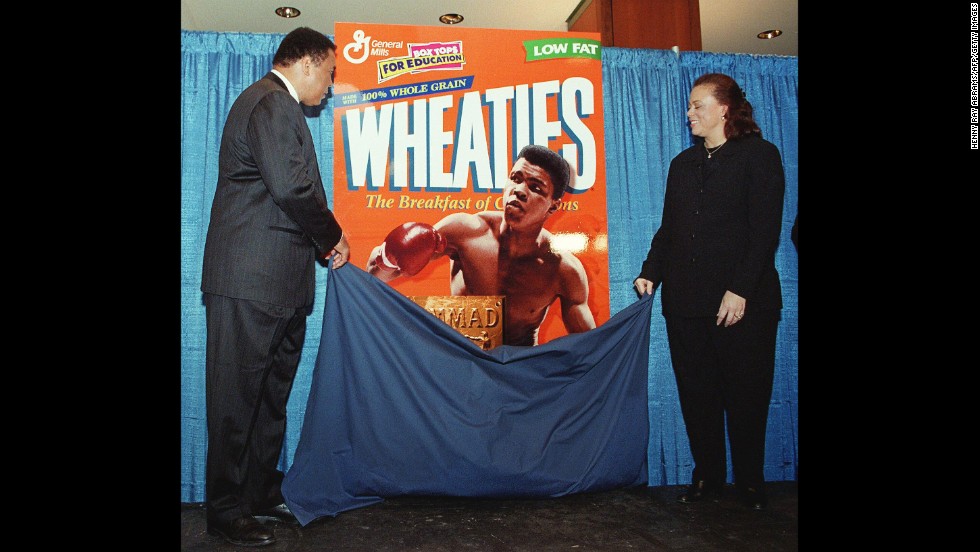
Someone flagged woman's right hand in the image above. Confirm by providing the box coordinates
[634,277,654,297]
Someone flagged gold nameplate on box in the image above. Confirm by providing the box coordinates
[409,296,505,350]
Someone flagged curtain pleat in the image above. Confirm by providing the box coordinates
[180,30,798,502]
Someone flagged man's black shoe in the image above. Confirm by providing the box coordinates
[254,502,299,524]
[738,486,768,510]
[207,515,276,547]
[677,480,724,503]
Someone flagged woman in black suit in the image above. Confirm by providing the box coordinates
[634,73,785,510]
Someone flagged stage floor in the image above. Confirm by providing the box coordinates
[181,481,798,551]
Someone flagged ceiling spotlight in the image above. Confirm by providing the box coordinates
[757,29,782,40]
[439,13,464,25]
[276,7,301,18]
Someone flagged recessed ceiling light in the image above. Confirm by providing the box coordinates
[757,29,782,40]
[439,13,464,25]
[276,7,301,18]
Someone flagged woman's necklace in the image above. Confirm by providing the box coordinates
[705,140,727,158]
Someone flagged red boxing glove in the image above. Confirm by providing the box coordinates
[374,222,446,276]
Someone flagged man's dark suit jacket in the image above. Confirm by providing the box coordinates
[638,134,784,317]
[202,72,343,308]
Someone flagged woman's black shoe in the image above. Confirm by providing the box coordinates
[677,480,723,503]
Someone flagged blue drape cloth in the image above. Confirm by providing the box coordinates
[281,266,653,525]
[180,30,798,503]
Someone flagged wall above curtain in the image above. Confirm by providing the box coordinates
[568,0,702,50]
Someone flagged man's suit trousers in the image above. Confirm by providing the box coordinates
[203,293,309,523]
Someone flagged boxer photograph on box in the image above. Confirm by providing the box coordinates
[366,144,596,346]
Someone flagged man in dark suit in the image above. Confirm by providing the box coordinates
[200,27,349,547]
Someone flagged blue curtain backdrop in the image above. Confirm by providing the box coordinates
[180,30,798,503]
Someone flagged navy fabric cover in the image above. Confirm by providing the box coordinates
[282,266,654,525]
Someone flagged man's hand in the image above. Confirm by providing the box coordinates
[329,234,351,269]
